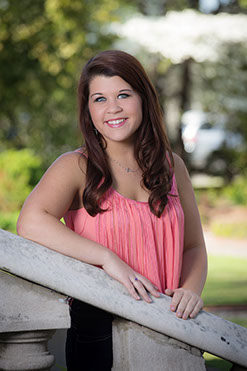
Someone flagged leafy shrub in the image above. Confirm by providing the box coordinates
[223,174,247,206]
[211,222,247,239]
[0,211,19,234]
[0,149,43,213]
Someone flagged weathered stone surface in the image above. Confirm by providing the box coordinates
[0,264,70,371]
[112,318,206,370]
[1,228,247,367]
[0,271,70,333]
[0,330,55,370]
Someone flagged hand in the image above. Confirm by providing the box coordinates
[102,252,160,303]
[165,288,203,320]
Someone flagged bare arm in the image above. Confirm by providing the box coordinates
[17,152,107,265]
[165,153,208,319]
[17,152,159,302]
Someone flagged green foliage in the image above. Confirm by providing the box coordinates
[211,222,247,239]
[195,187,220,207]
[196,175,247,238]
[239,0,247,8]
[0,211,19,234]
[223,174,247,206]
[0,0,131,165]
[0,149,42,212]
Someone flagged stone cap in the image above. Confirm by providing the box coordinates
[0,270,70,332]
[0,228,247,367]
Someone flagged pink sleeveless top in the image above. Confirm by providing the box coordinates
[64,151,184,293]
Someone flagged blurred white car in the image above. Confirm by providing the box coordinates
[181,110,243,173]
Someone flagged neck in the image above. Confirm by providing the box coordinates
[105,142,136,161]
[104,142,140,175]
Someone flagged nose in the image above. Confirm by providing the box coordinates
[107,98,123,114]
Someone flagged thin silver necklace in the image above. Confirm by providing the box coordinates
[108,155,139,174]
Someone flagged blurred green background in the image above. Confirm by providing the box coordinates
[1,1,247,369]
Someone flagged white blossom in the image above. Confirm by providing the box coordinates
[110,9,247,63]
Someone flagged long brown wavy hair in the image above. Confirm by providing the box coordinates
[78,50,174,217]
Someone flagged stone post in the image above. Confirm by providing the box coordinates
[112,318,206,371]
[0,271,70,371]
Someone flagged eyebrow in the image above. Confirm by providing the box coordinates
[90,89,133,98]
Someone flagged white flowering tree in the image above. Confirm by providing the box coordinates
[110,9,247,170]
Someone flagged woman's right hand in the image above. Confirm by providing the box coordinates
[102,251,160,303]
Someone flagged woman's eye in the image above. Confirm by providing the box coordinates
[95,97,106,102]
[118,93,129,99]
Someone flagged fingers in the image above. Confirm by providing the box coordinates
[102,254,160,303]
[124,280,141,301]
[168,288,203,320]
[132,278,152,303]
[189,298,204,318]
[138,276,160,298]
[125,275,160,303]
[164,288,174,297]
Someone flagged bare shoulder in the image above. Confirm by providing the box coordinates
[19,150,88,219]
[172,152,184,171]
[46,150,87,185]
[52,149,86,168]
[172,152,191,193]
[171,155,206,253]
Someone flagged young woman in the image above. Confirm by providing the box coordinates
[17,50,207,371]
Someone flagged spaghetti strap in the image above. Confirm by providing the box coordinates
[166,151,173,169]
[74,147,88,158]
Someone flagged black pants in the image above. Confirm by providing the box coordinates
[65,299,114,371]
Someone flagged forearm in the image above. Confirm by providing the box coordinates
[179,245,208,296]
[17,208,161,303]
[17,210,112,266]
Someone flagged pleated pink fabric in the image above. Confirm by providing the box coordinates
[64,152,184,293]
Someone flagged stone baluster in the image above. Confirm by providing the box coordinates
[0,270,70,371]
[0,330,55,371]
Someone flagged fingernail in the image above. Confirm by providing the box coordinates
[177,312,182,317]
[171,306,175,311]
[182,314,187,320]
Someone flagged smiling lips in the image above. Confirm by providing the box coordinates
[105,118,127,128]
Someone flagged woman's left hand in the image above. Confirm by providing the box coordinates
[165,288,203,320]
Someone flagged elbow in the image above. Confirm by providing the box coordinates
[16,214,32,239]
[16,216,27,237]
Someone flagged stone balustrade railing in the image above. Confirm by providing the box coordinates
[0,228,247,370]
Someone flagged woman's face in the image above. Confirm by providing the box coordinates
[88,75,143,146]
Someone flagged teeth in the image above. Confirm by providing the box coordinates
[107,119,125,125]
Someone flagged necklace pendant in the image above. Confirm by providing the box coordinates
[127,168,130,173]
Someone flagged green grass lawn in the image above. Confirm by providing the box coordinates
[202,254,247,306]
